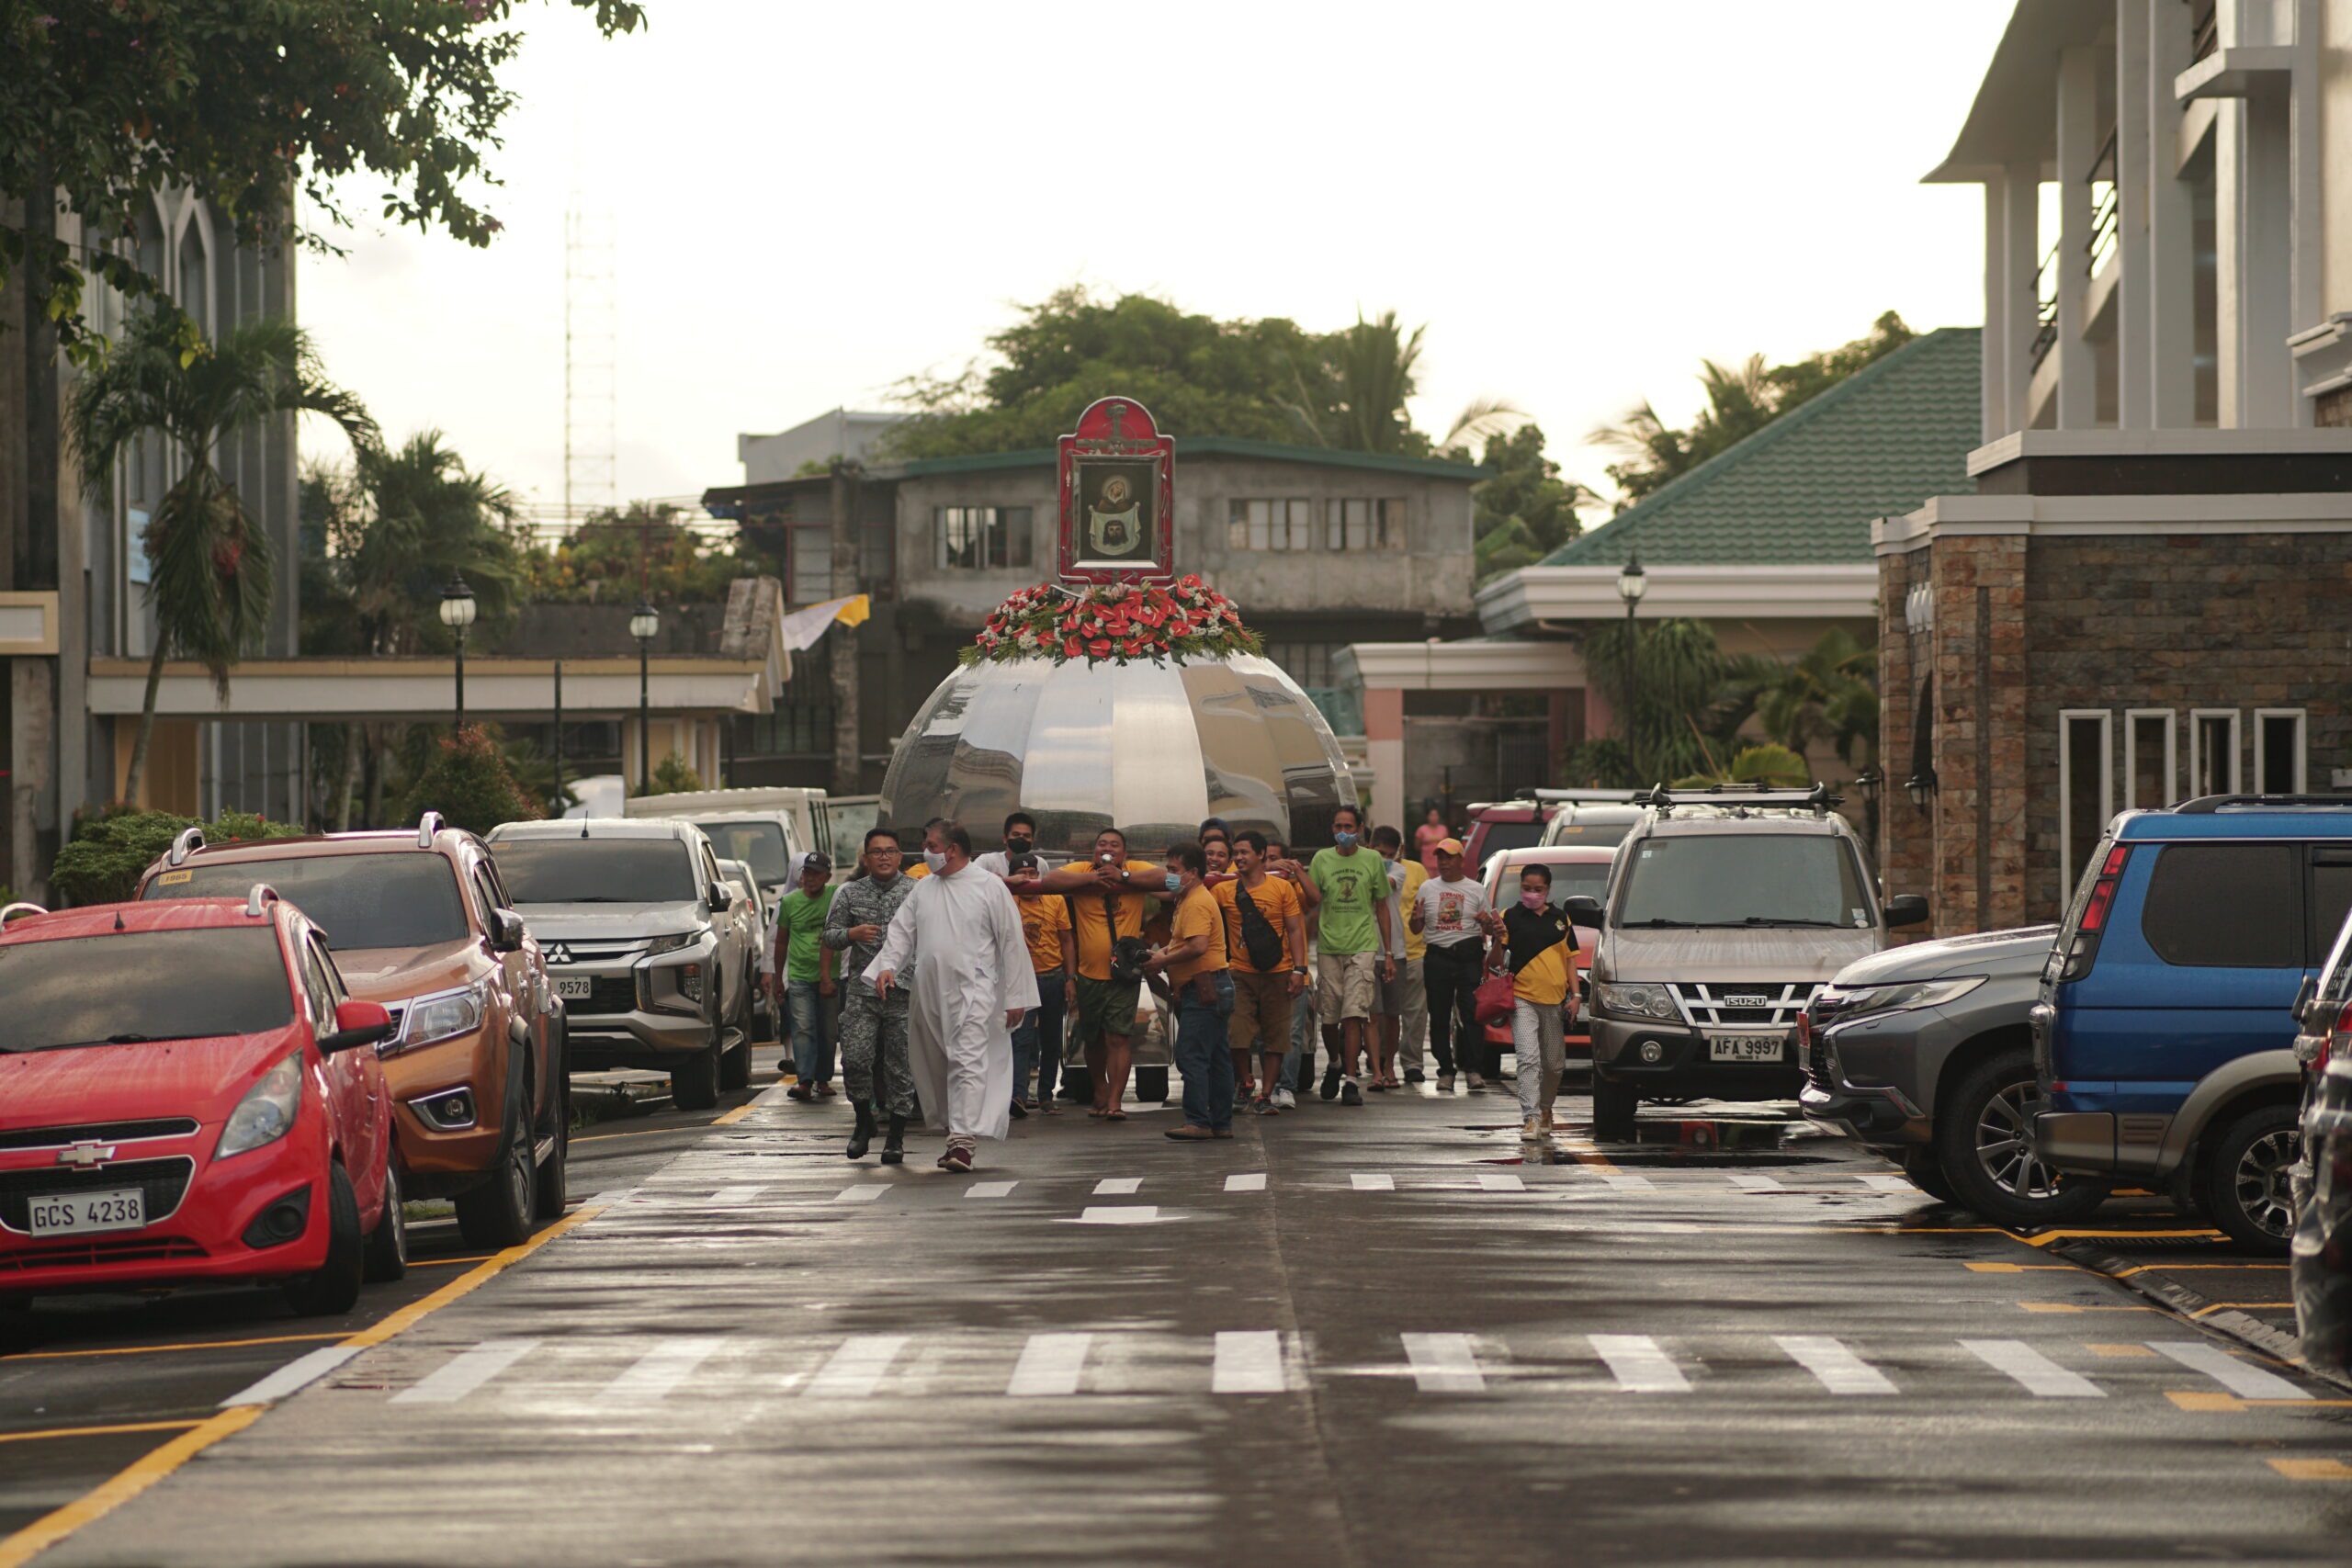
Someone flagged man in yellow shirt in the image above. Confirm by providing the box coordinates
[1031,827,1159,1119]
[1214,830,1308,1115]
[1494,863,1577,1139]
[1144,842,1235,1140]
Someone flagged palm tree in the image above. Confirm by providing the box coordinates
[70,308,375,803]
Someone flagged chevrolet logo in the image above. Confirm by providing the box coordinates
[544,943,573,965]
[56,1142,117,1169]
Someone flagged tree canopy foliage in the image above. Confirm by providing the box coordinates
[1,0,647,356]
[1590,311,1917,508]
[520,501,749,604]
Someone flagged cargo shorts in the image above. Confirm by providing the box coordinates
[1316,951,1377,1026]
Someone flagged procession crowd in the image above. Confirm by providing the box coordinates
[761,806,1579,1171]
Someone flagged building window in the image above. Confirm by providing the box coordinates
[1227,499,1313,551]
[1327,498,1407,551]
[935,506,1032,570]
[2189,709,2241,797]
[788,525,832,605]
[2256,709,2307,795]
[1263,640,1342,690]
[2123,710,2176,809]
[2059,710,2113,900]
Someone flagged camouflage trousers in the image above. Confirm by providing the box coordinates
[839,995,916,1118]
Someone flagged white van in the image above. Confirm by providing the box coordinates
[624,787,830,909]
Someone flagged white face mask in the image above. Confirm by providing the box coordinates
[922,850,948,873]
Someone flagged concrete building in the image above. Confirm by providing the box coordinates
[1881,0,2352,937]
[737,409,908,485]
[702,435,1488,795]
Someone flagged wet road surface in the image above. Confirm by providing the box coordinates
[9,1066,2352,1565]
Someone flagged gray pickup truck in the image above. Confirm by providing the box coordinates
[1799,924,2109,1224]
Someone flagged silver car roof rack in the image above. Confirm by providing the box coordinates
[0,900,48,924]
[245,883,279,918]
[167,826,206,867]
[1633,782,1845,816]
[417,809,445,847]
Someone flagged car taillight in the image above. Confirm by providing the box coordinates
[2060,844,2131,982]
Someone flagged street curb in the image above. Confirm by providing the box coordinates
[2052,1240,2352,1393]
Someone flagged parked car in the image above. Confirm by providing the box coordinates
[1462,800,1555,879]
[2031,795,2352,1253]
[623,786,831,874]
[1475,845,1612,1076]
[1798,926,2108,1222]
[717,855,778,1044]
[486,818,757,1111]
[1533,791,1645,850]
[1568,784,1929,1142]
[139,813,568,1248]
[0,891,402,1316]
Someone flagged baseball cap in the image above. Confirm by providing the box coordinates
[802,852,831,872]
[1435,837,1464,856]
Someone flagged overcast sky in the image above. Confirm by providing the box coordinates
[298,0,2012,521]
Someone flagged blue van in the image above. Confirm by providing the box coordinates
[2031,796,2352,1252]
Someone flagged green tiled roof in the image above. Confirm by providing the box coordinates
[1546,327,1980,568]
[897,435,1488,482]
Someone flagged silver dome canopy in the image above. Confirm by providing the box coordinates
[877,653,1354,859]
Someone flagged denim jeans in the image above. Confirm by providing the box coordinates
[1010,971,1069,1107]
[1173,970,1238,1132]
[787,979,833,1087]
[1280,988,1317,1091]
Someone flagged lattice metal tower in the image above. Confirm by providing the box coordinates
[563,204,617,525]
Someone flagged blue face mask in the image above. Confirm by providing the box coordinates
[1334,831,1359,849]
[1164,872,1183,892]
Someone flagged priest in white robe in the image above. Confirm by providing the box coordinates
[864,820,1039,1172]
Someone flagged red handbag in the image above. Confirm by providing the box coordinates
[1474,964,1517,1025]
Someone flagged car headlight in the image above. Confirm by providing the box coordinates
[1826,976,1985,1023]
[400,986,485,1050]
[642,931,700,956]
[1596,981,1679,1021]
[218,1052,303,1160]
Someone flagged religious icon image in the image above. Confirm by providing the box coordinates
[1082,464,1151,558]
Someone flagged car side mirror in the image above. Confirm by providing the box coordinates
[1563,895,1605,927]
[490,908,526,953]
[707,883,733,912]
[320,998,396,1054]
[1883,894,1930,929]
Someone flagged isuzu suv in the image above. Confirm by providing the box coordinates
[486,818,756,1111]
[1566,785,1928,1141]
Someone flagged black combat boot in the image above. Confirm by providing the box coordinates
[879,1113,907,1166]
[846,1101,876,1160]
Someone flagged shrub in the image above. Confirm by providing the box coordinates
[401,725,543,837]
[49,806,300,907]
[638,750,704,797]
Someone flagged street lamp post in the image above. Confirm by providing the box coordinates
[437,572,478,731]
[629,601,661,792]
[1615,549,1647,775]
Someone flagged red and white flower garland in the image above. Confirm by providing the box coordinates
[962,575,1264,667]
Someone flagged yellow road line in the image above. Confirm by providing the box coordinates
[2190,1302,2296,1317]
[573,1121,715,1144]
[2088,1343,2160,1357]
[2113,1262,2290,1277]
[1555,1136,1618,1175]
[2171,1390,2352,1414]
[2018,1302,2161,1313]
[2270,1458,2352,1480]
[0,1421,204,1448]
[712,1100,760,1127]
[2018,1227,2225,1247]
[0,1405,261,1568]
[0,1202,605,1566]
[407,1254,497,1269]
[1,1332,346,1364]
[1962,1261,2086,1273]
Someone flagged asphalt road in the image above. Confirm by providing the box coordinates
[7,1059,2352,1566]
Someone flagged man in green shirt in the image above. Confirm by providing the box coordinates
[1307,804,1394,1106]
[775,852,839,1101]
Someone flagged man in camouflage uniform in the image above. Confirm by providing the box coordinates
[825,825,919,1163]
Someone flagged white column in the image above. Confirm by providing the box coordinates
[1981,179,2009,444]
[2055,47,2100,427]
[2115,0,2154,428]
[2145,1,2198,427]
[2219,86,2295,425]
[2286,0,2322,425]
[2001,164,2041,434]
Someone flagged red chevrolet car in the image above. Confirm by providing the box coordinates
[0,892,404,1317]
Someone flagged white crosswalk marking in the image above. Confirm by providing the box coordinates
[1401,1333,1487,1393]
[705,1187,764,1205]
[1961,1339,2104,1398]
[1006,1333,1091,1397]
[1859,1174,1917,1193]
[1094,1178,1142,1195]
[1727,1173,1782,1190]
[834,1186,889,1202]
[220,1345,361,1407]
[1597,1171,1654,1190]
[805,1335,909,1399]
[1589,1334,1690,1393]
[2148,1340,2312,1400]
[392,1339,541,1405]
[605,1337,729,1402]
[1076,1206,1159,1224]
[1476,1172,1525,1191]
[1213,1331,1286,1393]
[1226,1173,1267,1192]
[966,1180,1018,1199]
[1351,1174,1395,1191]
[1775,1335,1896,1394]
